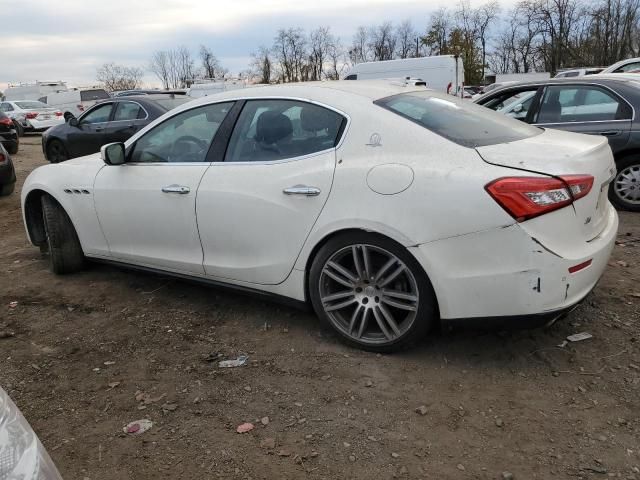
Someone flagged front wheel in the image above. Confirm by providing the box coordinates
[46,139,68,163]
[609,155,640,212]
[41,195,85,274]
[309,232,438,352]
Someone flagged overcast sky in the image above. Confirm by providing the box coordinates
[2,0,509,90]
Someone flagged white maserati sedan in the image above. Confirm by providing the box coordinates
[21,81,618,351]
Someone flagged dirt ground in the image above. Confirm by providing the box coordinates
[1,135,639,480]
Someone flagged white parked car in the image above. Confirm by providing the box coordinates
[601,57,640,74]
[0,100,64,133]
[21,81,618,351]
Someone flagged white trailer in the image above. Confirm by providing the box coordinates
[4,81,68,101]
[342,56,465,96]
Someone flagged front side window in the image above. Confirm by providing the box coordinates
[225,100,344,162]
[481,88,538,121]
[80,103,113,124]
[129,102,234,163]
[377,92,542,148]
[113,102,144,121]
[536,85,631,123]
[614,61,640,73]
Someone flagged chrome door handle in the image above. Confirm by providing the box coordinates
[283,185,321,196]
[162,184,190,194]
[599,130,620,137]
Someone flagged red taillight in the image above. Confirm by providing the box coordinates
[485,175,594,222]
[25,112,38,119]
[55,111,63,117]
[0,117,12,127]
[568,259,592,274]
[0,153,6,163]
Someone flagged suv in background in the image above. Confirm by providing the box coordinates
[40,88,110,117]
[475,75,640,211]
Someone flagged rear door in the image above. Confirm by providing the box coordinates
[532,84,632,153]
[104,101,148,143]
[197,99,345,285]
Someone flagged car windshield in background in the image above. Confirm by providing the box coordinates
[376,92,542,148]
[15,101,49,109]
[80,90,110,101]
[153,97,192,110]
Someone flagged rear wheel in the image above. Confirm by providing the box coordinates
[41,195,85,273]
[6,140,18,155]
[309,232,438,352]
[609,155,640,212]
[46,139,68,163]
[13,120,24,137]
[0,182,15,196]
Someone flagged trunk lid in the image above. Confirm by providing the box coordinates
[476,128,616,241]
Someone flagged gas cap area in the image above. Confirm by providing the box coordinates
[366,163,415,195]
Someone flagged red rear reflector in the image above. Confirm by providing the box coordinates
[485,175,594,221]
[568,259,592,274]
[55,111,63,116]
[25,112,38,119]
[0,117,12,126]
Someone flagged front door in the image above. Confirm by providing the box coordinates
[533,84,632,153]
[68,102,114,157]
[197,99,346,285]
[93,101,235,274]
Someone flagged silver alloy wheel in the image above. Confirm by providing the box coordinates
[614,164,640,205]
[319,244,419,345]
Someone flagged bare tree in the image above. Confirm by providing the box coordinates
[422,8,453,55]
[369,22,397,60]
[273,28,308,82]
[395,20,417,58]
[199,45,227,79]
[150,51,171,89]
[475,1,501,79]
[96,62,143,91]
[250,46,273,84]
[349,26,372,64]
[308,27,332,80]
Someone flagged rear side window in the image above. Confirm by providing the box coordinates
[376,92,542,148]
[80,89,110,101]
[536,85,632,123]
[113,102,145,121]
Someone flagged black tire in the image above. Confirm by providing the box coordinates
[0,182,15,196]
[46,139,68,163]
[309,232,438,352]
[6,140,18,155]
[41,195,85,274]
[13,120,24,137]
[609,155,640,212]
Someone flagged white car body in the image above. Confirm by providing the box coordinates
[0,100,64,131]
[21,81,618,341]
[343,56,465,96]
[554,67,604,78]
[3,81,68,101]
[601,57,640,74]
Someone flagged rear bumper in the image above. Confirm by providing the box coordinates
[26,118,64,130]
[408,204,618,322]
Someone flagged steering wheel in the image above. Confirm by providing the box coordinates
[169,135,208,162]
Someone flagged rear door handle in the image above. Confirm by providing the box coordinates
[162,184,190,194]
[598,130,620,137]
[283,185,321,196]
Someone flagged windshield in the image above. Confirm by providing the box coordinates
[15,101,49,109]
[154,97,192,111]
[375,91,542,148]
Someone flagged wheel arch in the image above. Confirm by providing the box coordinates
[23,188,48,246]
[301,227,441,315]
[614,148,640,163]
[44,136,68,162]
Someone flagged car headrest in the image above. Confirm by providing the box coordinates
[255,111,293,144]
[301,107,336,133]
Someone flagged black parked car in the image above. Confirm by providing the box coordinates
[0,111,19,155]
[42,95,191,163]
[475,75,640,211]
[0,143,16,196]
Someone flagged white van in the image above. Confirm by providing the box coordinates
[40,88,110,116]
[4,81,68,101]
[343,56,465,96]
[187,79,247,98]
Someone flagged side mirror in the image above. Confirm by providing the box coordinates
[513,104,524,114]
[68,117,78,127]
[101,142,125,166]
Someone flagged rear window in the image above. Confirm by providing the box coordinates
[153,97,192,111]
[80,89,110,101]
[375,92,542,148]
[15,101,49,109]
